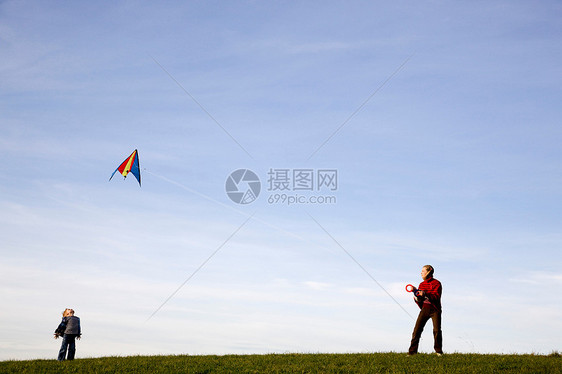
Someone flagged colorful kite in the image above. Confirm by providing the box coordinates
[109,149,141,186]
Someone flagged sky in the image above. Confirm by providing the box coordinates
[1,0,561,360]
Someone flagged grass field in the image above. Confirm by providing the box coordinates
[1,352,560,373]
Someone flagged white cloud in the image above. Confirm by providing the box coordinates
[509,271,562,285]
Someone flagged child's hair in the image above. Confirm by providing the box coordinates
[62,308,74,317]
[423,265,435,277]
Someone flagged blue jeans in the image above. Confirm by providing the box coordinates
[57,334,77,361]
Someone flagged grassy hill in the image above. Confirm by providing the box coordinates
[1,352,560,373]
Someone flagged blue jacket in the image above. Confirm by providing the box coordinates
[54,317,68,336]
[64,316,81,335]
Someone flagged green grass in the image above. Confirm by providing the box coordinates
[1,352,560,373]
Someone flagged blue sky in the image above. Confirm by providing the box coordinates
[1,0,561,359]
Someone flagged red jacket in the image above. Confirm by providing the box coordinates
[416,277,442,311]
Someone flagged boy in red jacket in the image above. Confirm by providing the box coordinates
[408,265,443,355]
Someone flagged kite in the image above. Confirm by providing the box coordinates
[109,149,141,186]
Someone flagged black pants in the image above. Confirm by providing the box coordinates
[408,306,442,354]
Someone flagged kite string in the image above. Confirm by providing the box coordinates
[143,168,414,320]
[149,55,254,160]
[143,168,325,244]
[147,213,254,320]
[306,54,414,161]
[306,212,415,320]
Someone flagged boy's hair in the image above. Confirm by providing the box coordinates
[423,265,434,277]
